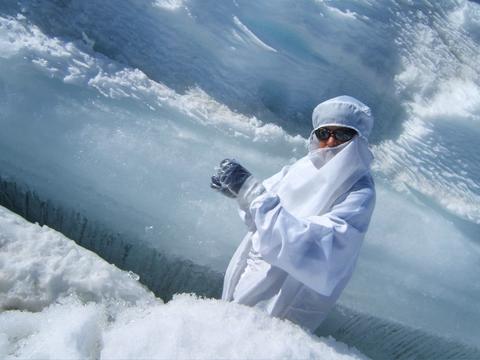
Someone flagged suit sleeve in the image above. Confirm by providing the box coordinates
[237,165,290,230]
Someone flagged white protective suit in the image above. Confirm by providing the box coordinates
[222,96,376,331]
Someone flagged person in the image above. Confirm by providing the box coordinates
[210,95,376,332]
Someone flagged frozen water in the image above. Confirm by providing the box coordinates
[0,15,304,271]
[0,0,480,358]
[345,186,480,345]
[0,205,366,360]
[0,0,478,222]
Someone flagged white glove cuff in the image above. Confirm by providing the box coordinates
[237,176,266,211]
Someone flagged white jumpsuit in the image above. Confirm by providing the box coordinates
[222,96,376,331]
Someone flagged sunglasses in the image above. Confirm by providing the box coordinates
[314,127,357,142]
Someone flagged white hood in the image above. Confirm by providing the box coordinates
[311,95,374,139]
[265,95,374,218]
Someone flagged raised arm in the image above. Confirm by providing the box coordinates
[210,159,375,296]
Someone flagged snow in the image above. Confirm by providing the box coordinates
[0,0,480,356]
[0,205,155,312]
[0,205,367,359]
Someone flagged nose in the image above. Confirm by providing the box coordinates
[325,135,338,147]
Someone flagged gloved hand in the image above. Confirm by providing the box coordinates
[210,159,252,198]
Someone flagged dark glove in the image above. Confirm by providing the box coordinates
[210,159,252,198]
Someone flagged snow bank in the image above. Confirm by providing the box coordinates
[0,205,367,359]
[0,206,155,312]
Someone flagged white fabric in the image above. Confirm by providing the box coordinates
[308,138,349,166]
[311,95,374,139]
[276,136,373,218]
[222,96,376,331]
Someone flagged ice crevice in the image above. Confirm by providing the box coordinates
[1,178,480,360]
[0,178,224,302]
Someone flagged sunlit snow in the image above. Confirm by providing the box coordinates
[0,206,366,360]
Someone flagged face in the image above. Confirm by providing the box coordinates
[315,126,357,148]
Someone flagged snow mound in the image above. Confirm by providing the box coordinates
[0,206,367,359]
[0,206,155,312]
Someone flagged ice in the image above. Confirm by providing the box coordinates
[345,185,480,345]
[153,0,186,12]
[0,0,480,358]
[0,205,366,360]
[2,1,478,224]
[0,0,407,138]
[232,16,278,52]
[0,14,306,272]
[371,0,480,223]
